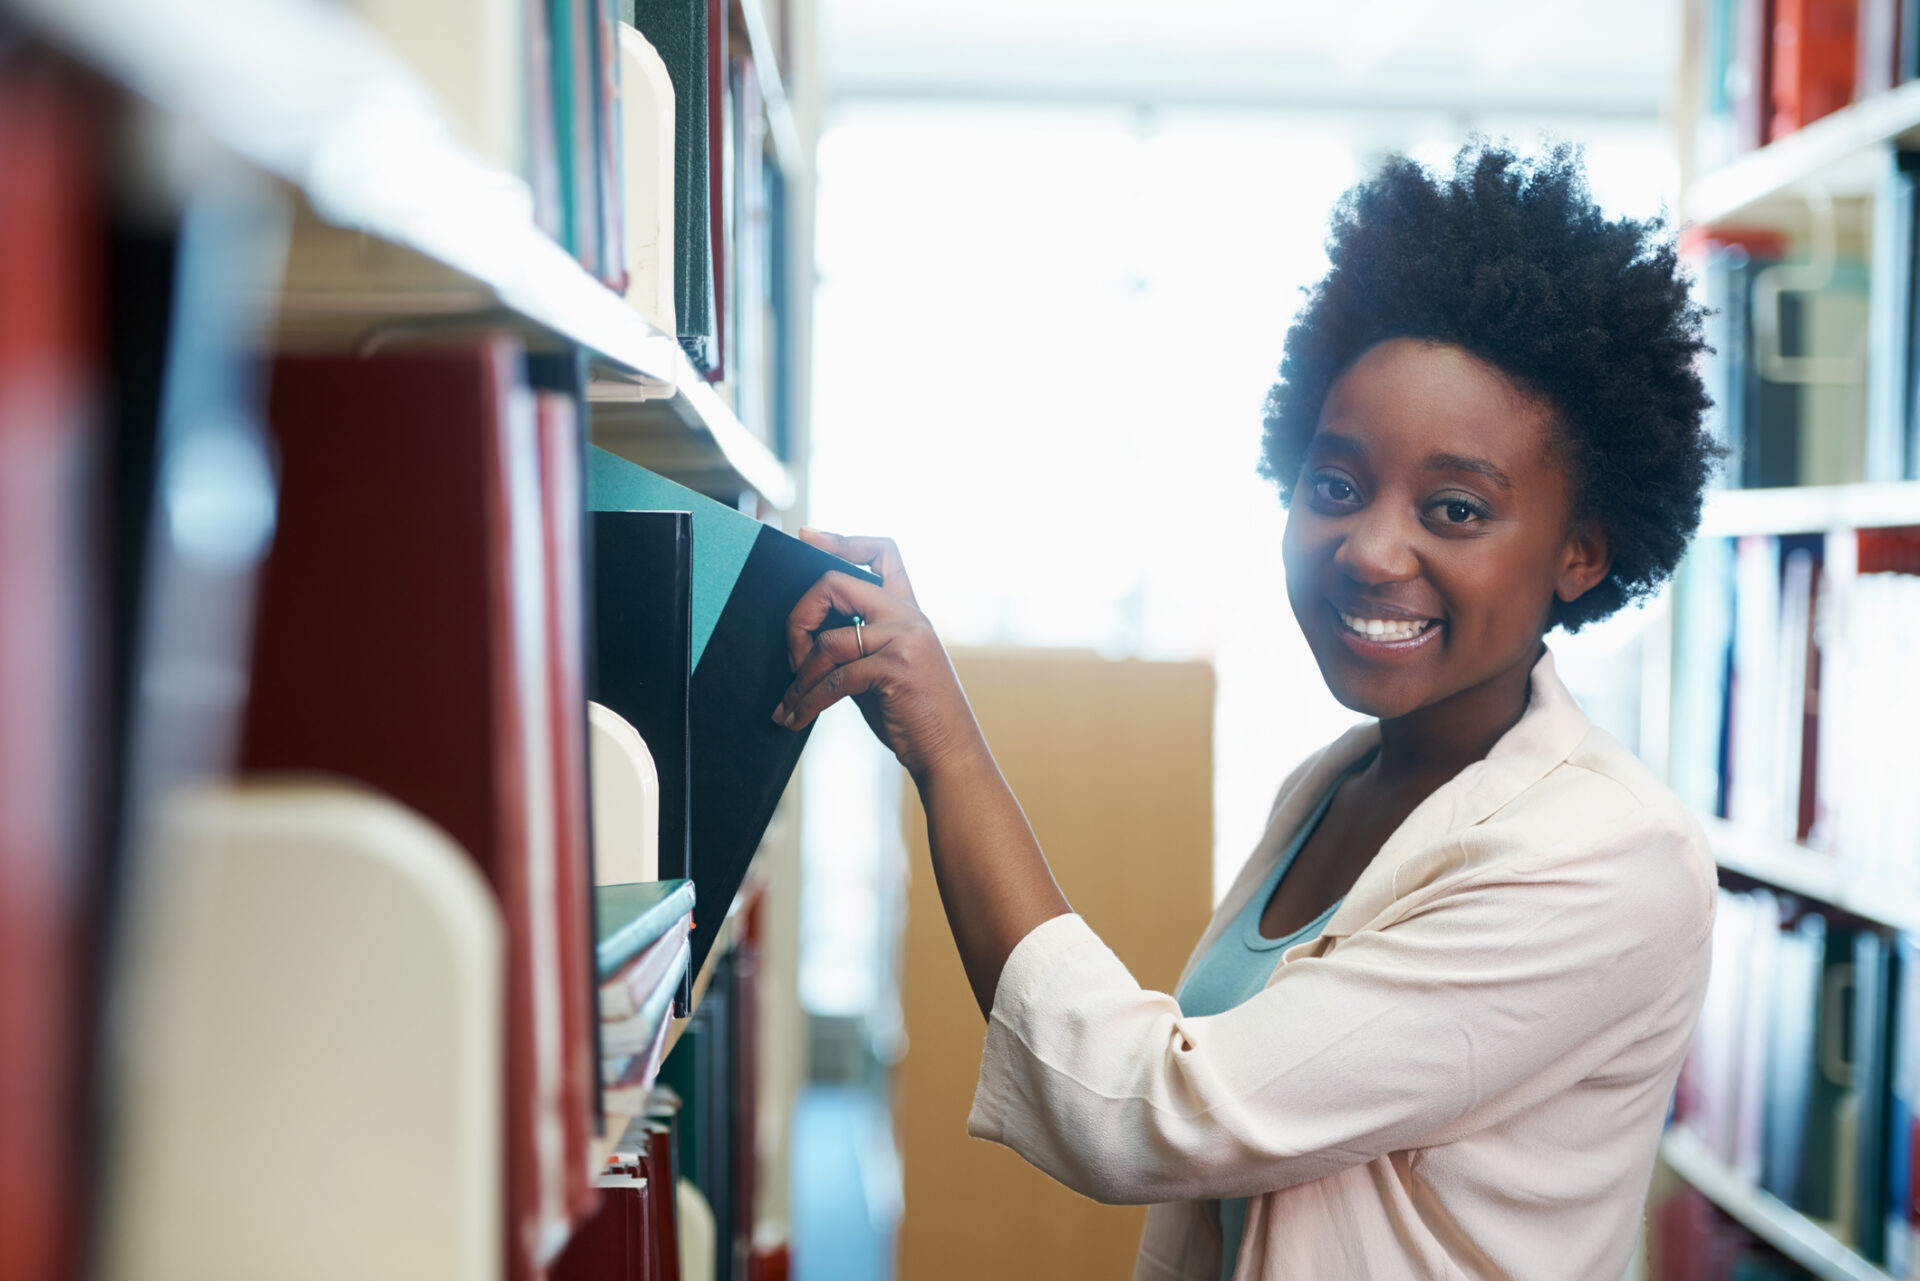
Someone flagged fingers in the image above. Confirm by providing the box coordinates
[798,528,917,606]
[784,570,902,672]
[772,646,887,730]
[781,619,896,717]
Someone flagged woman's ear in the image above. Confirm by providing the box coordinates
[1554,519,1611,604]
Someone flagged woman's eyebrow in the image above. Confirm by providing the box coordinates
[1423,451,1513,491]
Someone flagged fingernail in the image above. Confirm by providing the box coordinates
[771,703,788,725]
[783,708,798,727]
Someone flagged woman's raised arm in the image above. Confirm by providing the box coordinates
[774,529,1071,1018]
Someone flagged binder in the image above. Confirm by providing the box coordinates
[587,448,881,976]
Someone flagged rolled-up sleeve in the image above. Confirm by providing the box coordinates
[965,811,1714,1206]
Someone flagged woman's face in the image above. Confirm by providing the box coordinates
[1281,337,1609,722]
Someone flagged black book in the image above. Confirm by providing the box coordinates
[627,0,716,370]
[590,510,694,892]
[586,448,881,977]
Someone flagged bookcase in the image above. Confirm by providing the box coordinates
[0,0,820,1278]
[1649,2,1920,1278]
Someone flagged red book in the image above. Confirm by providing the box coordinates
[536,389,601,1226]
[1771,0,1860,139]
[242,342,572,1280]
[646,1123,683,1281]
[0,53,102,1281]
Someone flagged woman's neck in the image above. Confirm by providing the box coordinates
[1367,639,1543,790]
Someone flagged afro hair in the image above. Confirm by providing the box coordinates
[1260,140,1724,633]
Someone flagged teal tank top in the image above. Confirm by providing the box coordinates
[1173,747,1374,1281]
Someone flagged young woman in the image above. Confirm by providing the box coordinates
[775,143,1723,1281]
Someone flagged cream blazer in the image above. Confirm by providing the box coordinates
[966,646,1716,1281]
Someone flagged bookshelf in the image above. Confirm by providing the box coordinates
[1686,78,1920,227]
[1656,2,1920,1274]
[12,0,798,509]
[0,0,819,1278]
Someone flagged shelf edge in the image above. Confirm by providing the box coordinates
[1659,1128,1894,1281]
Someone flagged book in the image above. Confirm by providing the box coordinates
[1806,919,1861,1222]
[1733,890,1782,1183]
[601,917,694,1020]
[598,879,698,980]
[628,0,716,368]
[1770,0,1860,140]
[591,511,693,890]
[533,385,601,1222]
[1734,0,1778,152]
[619,22,677,334]
[592,0,629,293]
[0,58,106,1281]
[587,448,882,976]
[241,342,578,1278]
[1888,934,1920,1273]
[603,933,690,1055]
[704,0,729,384]
[1761,910,1825,1207]
[1865,152,1920,484]
[590,701,662,884]
[1856,929,1898,1262]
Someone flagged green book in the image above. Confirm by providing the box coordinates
[628,0,715,367]
[595,879,696,981]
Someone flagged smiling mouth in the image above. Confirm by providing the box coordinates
[1332,607,1440,642]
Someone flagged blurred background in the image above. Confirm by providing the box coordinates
[6,0,1918,1279]
[795,5,1681,1280]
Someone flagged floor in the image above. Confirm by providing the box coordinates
[790,1082,899,1281]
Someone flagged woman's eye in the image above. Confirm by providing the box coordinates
[1434,498,1486,525]
[1313,476,1357,503]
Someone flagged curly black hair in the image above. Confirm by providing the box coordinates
[1260,140,1724,632]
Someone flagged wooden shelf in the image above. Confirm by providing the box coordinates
[1700,815,1920,934]
[19,0,799,509]
[1700,482,1920,537]
[1660,1127,1894,1281]
[1687,80,1920,228]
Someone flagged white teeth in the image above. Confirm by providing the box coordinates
[1337,610,1435,641]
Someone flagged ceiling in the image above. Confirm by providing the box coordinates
[817,0,1682,118]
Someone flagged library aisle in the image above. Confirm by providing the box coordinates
[7,0,1920,1280]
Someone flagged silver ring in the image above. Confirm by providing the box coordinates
[852,615,866,658]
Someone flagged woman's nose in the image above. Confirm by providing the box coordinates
[1332,506,1420,585]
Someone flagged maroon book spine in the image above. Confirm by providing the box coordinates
[537,389,601,1228]
[243,341,568,1281]
[0,53,103,1281]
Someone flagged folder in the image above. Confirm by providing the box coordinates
[587,448,881,975]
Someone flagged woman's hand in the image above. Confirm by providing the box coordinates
[778,528,1071,1018]
[774,529,987,783]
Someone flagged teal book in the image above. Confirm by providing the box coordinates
[587,446,881,976]
[596,878,697,981]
